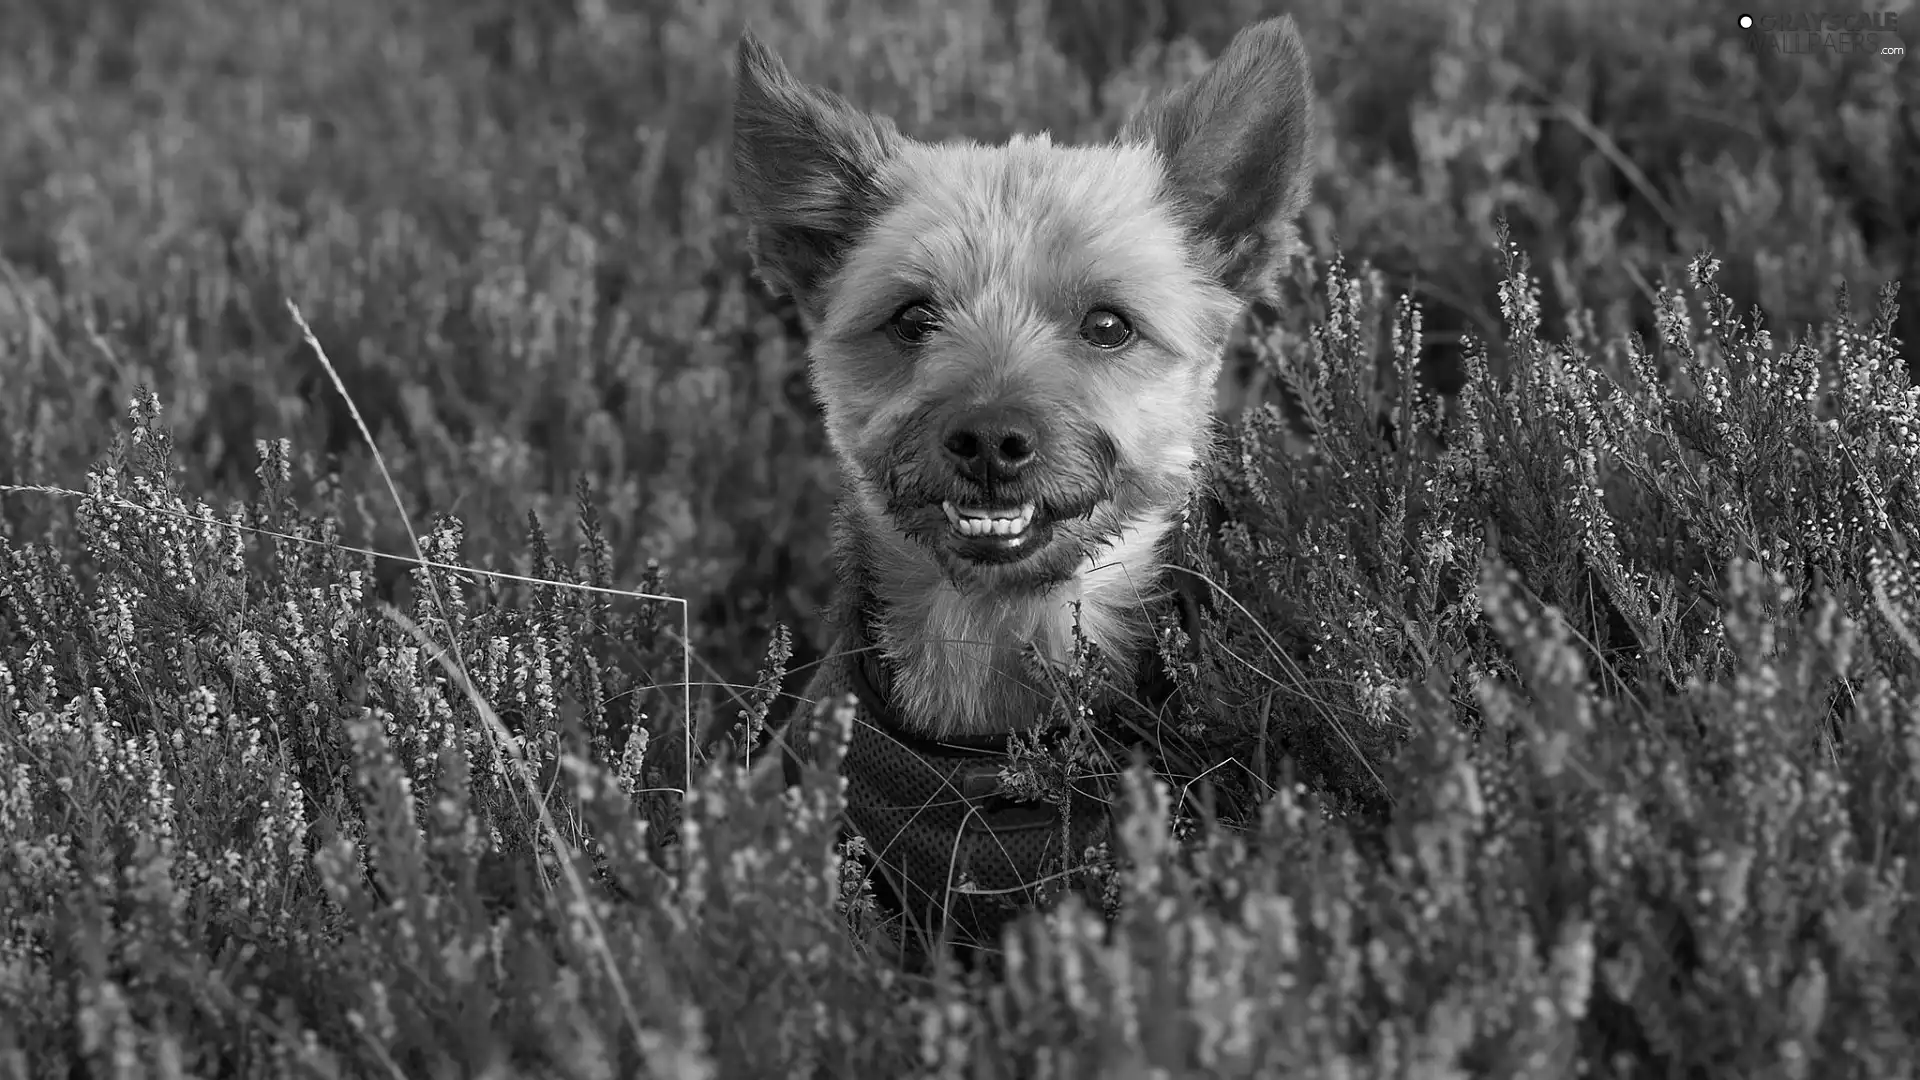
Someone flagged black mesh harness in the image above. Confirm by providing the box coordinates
[782,569,1210,955]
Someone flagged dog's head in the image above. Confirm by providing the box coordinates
[731,19,1315,592]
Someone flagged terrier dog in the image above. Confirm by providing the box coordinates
[731,17,1316,961]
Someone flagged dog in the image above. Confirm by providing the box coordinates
[730,16,1316,964]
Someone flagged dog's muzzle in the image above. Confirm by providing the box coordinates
[866,399,1121,571]
[934,403,1048,557]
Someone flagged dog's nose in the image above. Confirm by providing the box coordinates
[941,406,1040,483]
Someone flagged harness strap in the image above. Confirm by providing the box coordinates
[781,561,1215,949]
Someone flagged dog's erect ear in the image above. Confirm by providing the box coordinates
[1124,16,1316,303]
[731,31,902,320]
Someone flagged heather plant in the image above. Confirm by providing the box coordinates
[7,237,1918,1075]
[4,0,1920,1074]
[1070,231,1920,1075]
[1,387,919,1075]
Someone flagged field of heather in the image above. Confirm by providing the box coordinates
[2,0,1917,1075]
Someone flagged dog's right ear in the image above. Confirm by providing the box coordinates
[1124,16,1317,305]
[731,31,902,320]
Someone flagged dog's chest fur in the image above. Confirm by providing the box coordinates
[823,498,1176,737]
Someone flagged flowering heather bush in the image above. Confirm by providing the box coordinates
[6,242,1917,1076]
[3,0,1919,1075]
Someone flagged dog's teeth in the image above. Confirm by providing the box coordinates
[944,501,1037,538]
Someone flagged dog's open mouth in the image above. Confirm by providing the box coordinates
[903,488,1103,569]
[939,500,1049,561]
[941,501,1035,539]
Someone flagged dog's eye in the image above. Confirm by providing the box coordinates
[1080,309,1133,349]
[888,303,942,345]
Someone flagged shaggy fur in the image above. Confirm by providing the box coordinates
[732,18,1316,738]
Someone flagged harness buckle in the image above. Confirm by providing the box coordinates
[956,762,1059,831]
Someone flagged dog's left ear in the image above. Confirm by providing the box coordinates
[1125,16,1317,304]
[731,30,902,322]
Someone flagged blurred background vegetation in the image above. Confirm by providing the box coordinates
[2,0,1911,708]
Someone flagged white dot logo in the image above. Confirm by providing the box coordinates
[1738,13,1754,28]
